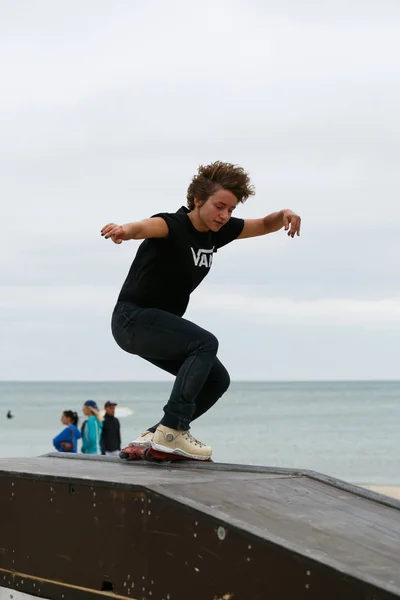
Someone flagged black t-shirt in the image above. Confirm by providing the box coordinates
[117,206,244,316]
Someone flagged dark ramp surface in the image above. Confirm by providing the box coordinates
[0,454,399,600]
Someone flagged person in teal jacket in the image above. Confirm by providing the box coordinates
[53,410,82,453]
[81,400,103,454]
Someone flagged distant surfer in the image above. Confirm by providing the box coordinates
[6,410,13,419]
[101,161,301,460]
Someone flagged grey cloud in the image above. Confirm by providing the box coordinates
[1,303,400,380]
[2,225,399,299]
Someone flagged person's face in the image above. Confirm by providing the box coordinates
[105,405,115,417]
[61,413,70,425]
[196,189,238,232]
[82,405,91,416]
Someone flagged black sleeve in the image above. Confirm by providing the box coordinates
[213,217,244,249]
[101,419,109,437]
[100,419,108,454]
[117,419,121,449]
[151,212,183,240]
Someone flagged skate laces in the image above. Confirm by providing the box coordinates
[184,431,206,447]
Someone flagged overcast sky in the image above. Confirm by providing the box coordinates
[1,0,400,380]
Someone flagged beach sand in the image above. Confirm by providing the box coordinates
[361,486,400,500]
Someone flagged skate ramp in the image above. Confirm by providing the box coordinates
[0,454,399,600]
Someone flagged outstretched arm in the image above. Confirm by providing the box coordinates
[237,209,301,240]
[101,217,168,244]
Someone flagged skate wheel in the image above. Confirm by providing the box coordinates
[144,448,167,462]
[119,446,146,461]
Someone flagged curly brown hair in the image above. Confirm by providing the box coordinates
[186,161,255,210]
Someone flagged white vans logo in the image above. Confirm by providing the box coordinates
[191,247,214,268]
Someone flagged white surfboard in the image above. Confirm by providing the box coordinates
[100,406,133,418]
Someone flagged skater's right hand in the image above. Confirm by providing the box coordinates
[101,223,128,244]
[101,218,168,242]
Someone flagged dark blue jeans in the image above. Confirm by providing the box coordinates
[111,301,230,431]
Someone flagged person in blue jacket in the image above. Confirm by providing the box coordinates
[53,410,81,453]
[81,400,103,454]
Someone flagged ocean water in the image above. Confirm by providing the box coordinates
[0,380,399,486]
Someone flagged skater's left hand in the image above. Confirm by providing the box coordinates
[282,210,301,238]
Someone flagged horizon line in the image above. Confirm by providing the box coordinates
[1,379,400,384]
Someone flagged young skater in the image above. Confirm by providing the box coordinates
[101,161,301,460]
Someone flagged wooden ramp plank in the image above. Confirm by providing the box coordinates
[151,475,400,589]
[0,454,399,600]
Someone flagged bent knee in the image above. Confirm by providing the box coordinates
[193,331,219,355]
[206,332,219,354]
[210,360,230,396]
[219,365,230,393]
